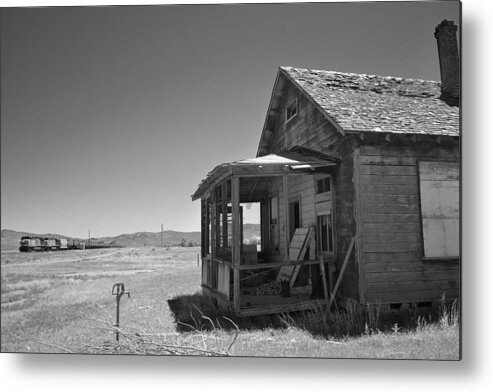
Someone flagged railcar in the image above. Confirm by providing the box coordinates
[19,236,43,252]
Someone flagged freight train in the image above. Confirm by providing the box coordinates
[19,236,86,252]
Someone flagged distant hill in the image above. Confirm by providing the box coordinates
[98,231,201,248]
[1,224,260,251]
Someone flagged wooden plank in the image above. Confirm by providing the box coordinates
[231,176,241,312]
[366,280,444,294]
[328,237,355,309]
[360,145,460,159]
[362,194,419,205]
[283,174,290,261]
[361,175,417,186]
[360,165,417,176]
[363,222,420,233]
[277,227,314,284]
[353,148,365,303]
[288,229,311,261]
[364,258,460,272]
[440,280,459,290]
[365,289,459,304]
[418,161,460,181]
[422,219,459,257]
[315,193,331,203]
[210,193,216,261]
[364,273,460,294]
[362,185,418,195]
[364,270,460,283]
[359,155,418,166]
[363,251,420,264]
[363,242,419,253]
[238,300,321,317]
[364,232,420,243]
[420,182,459,218]
[319,258,329,307]
[363,213,420,223]
[360,203,419,214]
[238,258,321,271]
[364,261,423,274]
[290,234,315,286]
[217,264,231,298]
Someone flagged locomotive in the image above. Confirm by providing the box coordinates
[19,236,85,252]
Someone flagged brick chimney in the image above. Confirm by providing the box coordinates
[434,20,460,106]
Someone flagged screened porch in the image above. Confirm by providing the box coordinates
[191,148,340,316]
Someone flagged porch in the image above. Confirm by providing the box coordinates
[192,148,340,317]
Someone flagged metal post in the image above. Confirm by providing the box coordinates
[115,295,120,342]
[112,283,130,343]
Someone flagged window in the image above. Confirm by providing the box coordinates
[214,180,232,260]
[316,176,331,194]
[317,212,334,254]
[286,98,298,123]
[201,198,212,257]
[241,202,261,251]
[418,161,459,258]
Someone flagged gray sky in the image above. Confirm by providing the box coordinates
[0,1,460,238]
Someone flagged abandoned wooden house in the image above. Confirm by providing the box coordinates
[191,20,460,316]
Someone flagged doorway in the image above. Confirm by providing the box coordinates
[289,198,301,241]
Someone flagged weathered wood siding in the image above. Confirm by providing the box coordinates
[265,78,359,300]
[267,80,342,154]
[265,174,317,261]
[330,137,359,301]
[357,142,460,304]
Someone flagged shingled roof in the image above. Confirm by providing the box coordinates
[280,66,459,136]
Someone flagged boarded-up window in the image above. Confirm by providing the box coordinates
[418,161,459,258]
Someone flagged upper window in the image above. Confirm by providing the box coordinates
[286,98,298,123]
[316,176,331,194]
[418,161,459,258]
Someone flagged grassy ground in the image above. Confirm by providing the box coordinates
[1,247,460,359]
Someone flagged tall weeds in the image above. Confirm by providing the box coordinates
[283,295,460,339]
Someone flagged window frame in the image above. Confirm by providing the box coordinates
[313,173,335,257]
[317,211,334,256]
[285,98,298,124]
[316,176,331,194]
[418,160,460,260]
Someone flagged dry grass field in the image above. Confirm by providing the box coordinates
[1,246,459,359]
[1,247,202,353]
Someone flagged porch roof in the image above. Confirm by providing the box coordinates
[191,147,340,201]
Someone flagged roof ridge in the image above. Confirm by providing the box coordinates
[280,65,439,84]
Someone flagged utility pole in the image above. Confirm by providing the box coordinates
[88,229,90,249]
[161,224,163,248]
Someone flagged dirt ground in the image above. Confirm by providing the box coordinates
[1,246,202,353]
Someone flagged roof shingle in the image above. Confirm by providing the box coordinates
[281,66,459,136]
